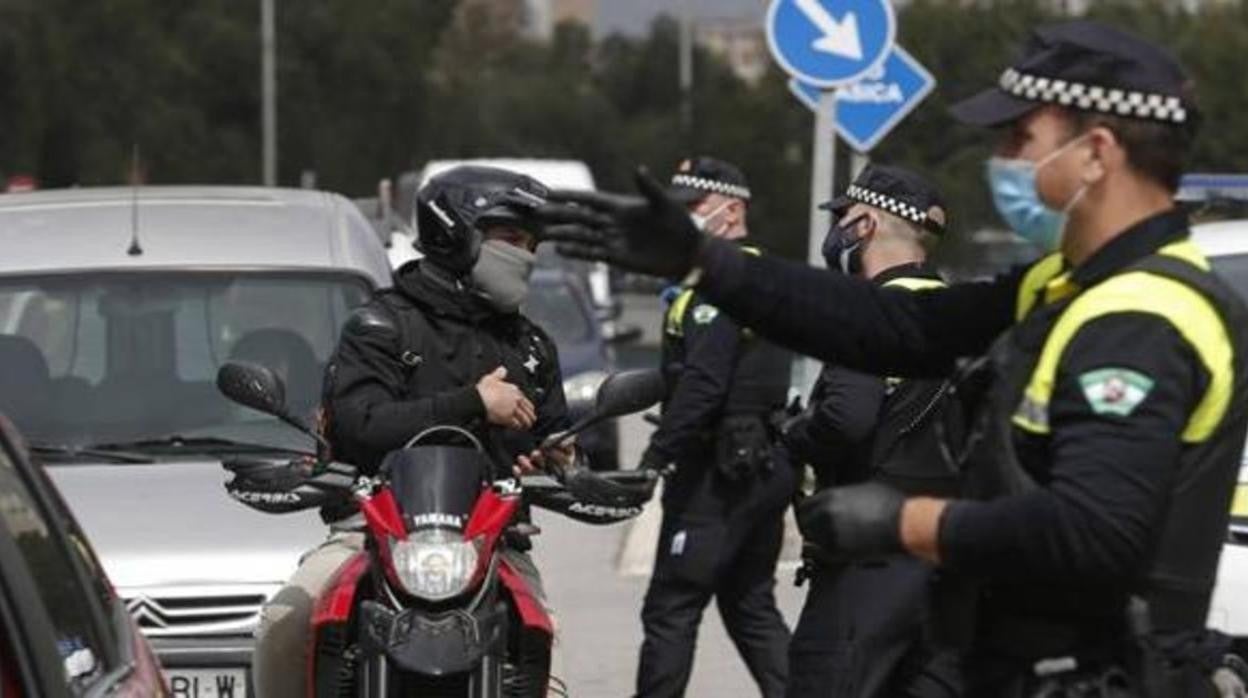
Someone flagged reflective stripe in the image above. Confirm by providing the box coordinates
[664,289,696,337]
[882,277,946,292]
[1016,253,1066,321]
[1013,242,1232,442]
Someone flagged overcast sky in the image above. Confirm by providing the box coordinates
[595,0,769,36]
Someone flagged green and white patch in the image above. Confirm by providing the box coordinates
[1078,367,1155,417]
[691,304,719,325]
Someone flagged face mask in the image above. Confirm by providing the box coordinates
[821,213,869,274]
[986,134,1092,252]
[690,199,733,236]
[470,239,537,313]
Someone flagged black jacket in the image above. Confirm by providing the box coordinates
[323,261,570,478]
[694,210,1248,635]
[784,263,951,494]
[643,282,791,471]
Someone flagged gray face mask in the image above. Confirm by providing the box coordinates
[470,239,537,313]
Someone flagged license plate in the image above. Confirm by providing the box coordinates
[166,668,247,698]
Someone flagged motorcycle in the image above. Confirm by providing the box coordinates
[215,361,663,697]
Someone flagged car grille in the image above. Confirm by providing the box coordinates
[124,593,268,637]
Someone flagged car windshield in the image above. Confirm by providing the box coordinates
[523,278,593,345]
[0,271,370,452]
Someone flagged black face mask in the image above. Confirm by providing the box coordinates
[821,214,869,274]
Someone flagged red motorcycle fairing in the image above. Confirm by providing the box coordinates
[498,557,553,637]
[311,551,371,627]
[464,484,552,635]
[464,485,520,585]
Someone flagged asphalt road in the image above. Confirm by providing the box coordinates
[531,413,805,697]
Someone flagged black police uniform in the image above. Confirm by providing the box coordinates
[691,202,1248,695]
[636,248,796,698]
[323,259,570,491]
[786,262,963,698]
[537,21,1248,696]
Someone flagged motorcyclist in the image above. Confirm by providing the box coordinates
[252,165,650,698]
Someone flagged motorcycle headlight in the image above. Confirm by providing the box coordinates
[390,529,480,601]
[563,371,609,408]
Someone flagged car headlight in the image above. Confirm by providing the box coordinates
[390,529,480,601]
[563,371,609,407]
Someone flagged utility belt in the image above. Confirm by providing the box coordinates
[714,409,785,485]
[944,591,1238,698]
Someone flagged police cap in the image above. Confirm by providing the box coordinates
[821,164,948,236]
[667,156,752,204]
[950,20,1196,129]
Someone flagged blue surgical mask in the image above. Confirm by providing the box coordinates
[986,158,1064,251]
[986,135,1091,252]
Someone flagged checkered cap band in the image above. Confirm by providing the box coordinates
[846,185,932,227]
[670,174,751,201]
[998,68,1188,124]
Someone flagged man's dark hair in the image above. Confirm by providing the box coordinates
[1071,106,1197,194]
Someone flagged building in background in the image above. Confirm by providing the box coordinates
[696,16,768,86]
[523,0,596,40]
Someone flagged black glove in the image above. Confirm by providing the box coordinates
[795,481,905,558]
[639,447,675,477]
[537,168,708,280]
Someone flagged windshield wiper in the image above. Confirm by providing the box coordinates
[29,443,155,464]
[90,435,313,456]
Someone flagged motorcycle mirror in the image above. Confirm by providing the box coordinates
[541,369,666,453]
[217,361,290,418]
[592,369,665,421]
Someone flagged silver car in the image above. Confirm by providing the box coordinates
[0,186,391,696]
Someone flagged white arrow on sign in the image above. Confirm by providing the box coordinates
[794,0,863,60]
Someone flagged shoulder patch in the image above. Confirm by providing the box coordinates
[1078,367,1154,417]
[691,304,719,325]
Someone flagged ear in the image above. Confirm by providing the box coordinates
[1084,125,1120,183]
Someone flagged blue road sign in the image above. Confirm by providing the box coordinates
[788,46,936,152]
[766,0,896,88]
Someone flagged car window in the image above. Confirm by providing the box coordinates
[0,438,110,689]
[523,279,593,345]
[0,272,370,448]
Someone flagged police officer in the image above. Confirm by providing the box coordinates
[254,165,650,698]
[635,157,795,698]
[785,165,960,698]
[542,21,1248,697]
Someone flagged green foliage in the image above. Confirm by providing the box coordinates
[0,0,1244,264]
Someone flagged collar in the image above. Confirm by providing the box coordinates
[872,262,941,287]
[1069,208,1189,288]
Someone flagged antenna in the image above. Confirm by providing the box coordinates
[127,144,144,257]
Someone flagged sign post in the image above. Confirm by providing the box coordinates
[767,0,897,263]
[766,0,897,391]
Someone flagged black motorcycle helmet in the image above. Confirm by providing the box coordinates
[414,165,550,275]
